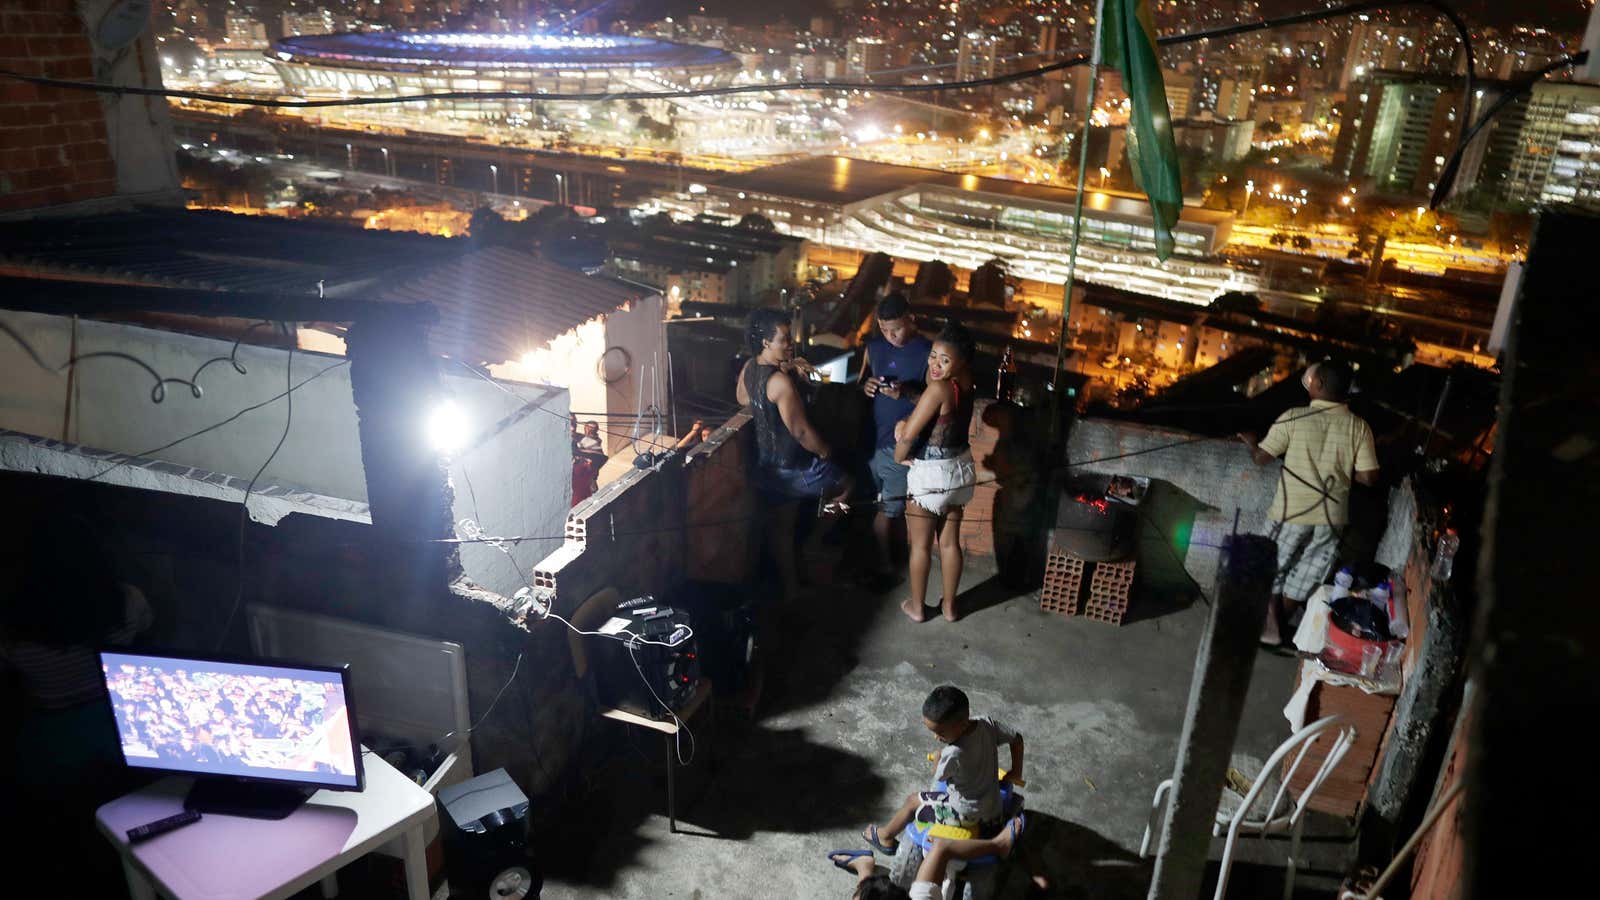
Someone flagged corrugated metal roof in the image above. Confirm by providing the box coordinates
[0,209,656,365]
[0,208,460,295]
[372,245,656,365]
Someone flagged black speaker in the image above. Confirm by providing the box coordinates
[594,596,700,717]
[439,768,540,900]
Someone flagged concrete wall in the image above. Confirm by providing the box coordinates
[598,294,668,454]
[446,377,572,600]
[489,295,667,457]
[1067,418,1281,591]
[0,310,367,502]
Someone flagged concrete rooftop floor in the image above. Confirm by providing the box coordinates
[535,532,1359,900]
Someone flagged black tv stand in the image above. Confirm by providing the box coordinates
[185,778,315,820]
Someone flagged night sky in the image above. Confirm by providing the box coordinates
[639,0,1593,33]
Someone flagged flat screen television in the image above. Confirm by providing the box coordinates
[99,650,364,819]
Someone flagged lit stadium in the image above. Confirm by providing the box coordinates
[267,32,742,113]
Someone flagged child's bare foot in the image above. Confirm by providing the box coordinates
[941,598,959,622]
[862,824,899,854]
[993,813,1026,858]
[900,597,926,622]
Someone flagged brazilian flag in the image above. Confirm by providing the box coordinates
[1102,0,1182,261]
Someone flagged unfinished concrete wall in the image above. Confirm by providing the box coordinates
[0,310,366,502]
[446,377,572,600]
[530,413,754,611]
[1067,418,1279,589]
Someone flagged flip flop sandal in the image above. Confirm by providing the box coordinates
[828,849,874,872]
[862,824,899,855]
[1009,812,1027,849]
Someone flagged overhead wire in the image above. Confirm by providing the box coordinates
[214,326,297,652]
[0,0,1487,207]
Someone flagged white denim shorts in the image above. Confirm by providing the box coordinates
[907,450,976,516]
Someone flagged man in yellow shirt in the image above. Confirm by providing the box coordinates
[1239,361,1380,645]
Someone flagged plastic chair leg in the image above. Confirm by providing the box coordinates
[1282,814,1305,900]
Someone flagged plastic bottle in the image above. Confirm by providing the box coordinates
[1431,528,1460,582]
[1370,581,1392,623]
[1388,578,1410,639]
[1329,567,1354,602]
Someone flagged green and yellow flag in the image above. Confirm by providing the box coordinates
[1101,0,1182,261]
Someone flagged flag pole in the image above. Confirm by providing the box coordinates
[1052,0,1108,390]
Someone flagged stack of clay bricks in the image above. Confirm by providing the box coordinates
[1082,558,1137,624]
[1038,535,1138,625]
[1038,546,1087,615]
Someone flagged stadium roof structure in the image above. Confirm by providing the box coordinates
[713,155,1233,226]
[269,31,739,72]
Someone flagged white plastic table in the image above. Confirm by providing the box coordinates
[95,749,435,900]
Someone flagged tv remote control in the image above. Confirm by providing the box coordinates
[127,809,202,843]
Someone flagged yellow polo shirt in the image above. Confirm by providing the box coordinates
[1259,400,1378,526]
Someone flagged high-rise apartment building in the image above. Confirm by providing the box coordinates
[1505,82,1600,211]
[224,14,269,48]
[846,37,890,80]
[1333,73,1458,197]
[957,31,1003,82]
[1339,21,1424,89]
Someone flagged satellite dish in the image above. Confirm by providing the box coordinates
[94,0,152,52]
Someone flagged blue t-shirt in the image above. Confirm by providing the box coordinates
[867,334,931,448]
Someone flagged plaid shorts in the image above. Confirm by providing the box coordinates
[1271,522,1340,604]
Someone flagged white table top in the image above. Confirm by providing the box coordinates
[96,748,436,900]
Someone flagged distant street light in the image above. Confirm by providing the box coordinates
[380,146,391,177]
[1099,166,1110,187]
[489,163,499,195]
[1243,180,1255,217]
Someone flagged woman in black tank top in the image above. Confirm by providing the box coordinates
[734,309,853,598]
[892,324,979,622]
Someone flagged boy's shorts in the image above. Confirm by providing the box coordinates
[869,446,910,517]
[913,791,976,830]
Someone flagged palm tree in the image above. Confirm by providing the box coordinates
[1269,232,1289,249]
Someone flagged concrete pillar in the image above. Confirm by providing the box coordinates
[1147,534,1276,900]
[345,312,459,629]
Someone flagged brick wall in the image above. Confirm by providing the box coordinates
[0,1,117,211]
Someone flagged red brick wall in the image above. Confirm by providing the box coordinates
[1410,708,1468,900]
[0,1,117,211]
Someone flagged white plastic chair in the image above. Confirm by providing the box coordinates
[1139,714,1358,900]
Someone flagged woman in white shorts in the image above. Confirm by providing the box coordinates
[893,324,978,623]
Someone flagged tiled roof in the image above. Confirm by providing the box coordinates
[372,245,656,365]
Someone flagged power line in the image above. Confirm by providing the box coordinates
[0,3,1559,207]
[0,3,1472,112]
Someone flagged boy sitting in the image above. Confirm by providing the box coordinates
[862,685,1025,855]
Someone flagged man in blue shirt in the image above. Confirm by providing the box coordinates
[860,293,932,585]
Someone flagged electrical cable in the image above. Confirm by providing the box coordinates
[378,404,1355,548]
[367,651,526,759]
[83,359,350,483]
[628,638,696,767]
[1428,50,1590,209]
[214,331,295,652]
[0,2,1475,119]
